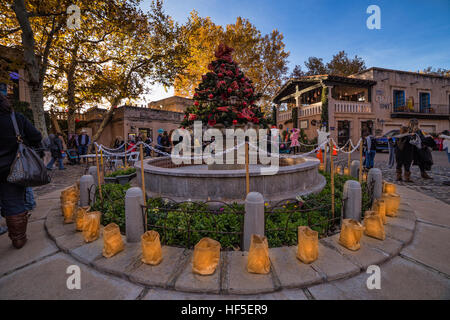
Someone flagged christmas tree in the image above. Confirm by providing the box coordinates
[181,44,267,128]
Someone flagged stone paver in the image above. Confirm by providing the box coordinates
[174,252,224,294]
[128,246,189,288]
[225,251,277,294]
[33,165,86,197]
[310,243,360,281]
[401,222,450,276]
[384,223,414,245]
[0,220,58,277]
[93,242,142,277]
[70,237,106,265]
[269,246,323,288]
[0,253,143,300]
[308,256,450,300]
[321,234,390,270]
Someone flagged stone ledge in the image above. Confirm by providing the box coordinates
[43,187,418,296]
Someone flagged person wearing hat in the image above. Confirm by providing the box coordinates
[77,129,91,161]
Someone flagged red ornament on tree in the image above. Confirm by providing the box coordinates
[232,120,238,125]
[208,94,214,99]
[194,101,199,106]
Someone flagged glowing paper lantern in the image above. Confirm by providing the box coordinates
[297,226,319,264]
[339,219,364,251]
[62,201,77,224]
[60,186,79,206]
[336,166,342,175]
[363,210,385,240]
[382,193,400,217]
[362,172,368,182]
[319,163,325,171]
[192,237,221,275]
[82,211,101,243]
[384,183,396,194]
[102,223,124,258]
[141,230,163,265]
[372,199,386,224]
[343,167,350,175]
[247,234,270,274]
[75,206,90,231]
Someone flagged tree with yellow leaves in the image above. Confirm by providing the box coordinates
[175,11,289,114]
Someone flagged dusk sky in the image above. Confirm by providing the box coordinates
[141,0,450,102]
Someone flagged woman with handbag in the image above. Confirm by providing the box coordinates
[0,94,43,249]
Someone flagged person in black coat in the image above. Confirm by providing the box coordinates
[408,119,436,180]
[394,126,414,182]
[46,133,66,170]
[0,94,42,249]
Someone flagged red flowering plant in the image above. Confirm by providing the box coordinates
[182,44,267,128]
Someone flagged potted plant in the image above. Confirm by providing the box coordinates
[105,167,137,185]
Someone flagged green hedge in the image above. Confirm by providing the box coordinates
[92,171,371,249]
[106,167,136,177]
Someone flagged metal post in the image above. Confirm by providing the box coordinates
[139,143,147,231]
[359,137,363,184]
[330,141,335,219]
[245,141,250,196]
[95,144,102,201]
[347,143,351,170]
[124,142,128,168]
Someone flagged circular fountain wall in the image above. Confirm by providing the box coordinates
[135,157,325,203]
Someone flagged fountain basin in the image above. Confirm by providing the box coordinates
[135,157,326,203]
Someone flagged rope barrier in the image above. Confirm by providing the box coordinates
[92,136,362,162]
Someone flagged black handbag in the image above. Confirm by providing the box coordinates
[6,112,51,187]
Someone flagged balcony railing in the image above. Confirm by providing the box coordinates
[300,102,322,117]
[278,110,292,122]
[334,101,372,113]
[392,103,449,115]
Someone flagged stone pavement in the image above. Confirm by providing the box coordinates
[0,185,449,300]
[339,150,450,205]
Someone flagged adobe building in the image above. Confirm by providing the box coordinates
[274,68,450,146]
[83,104,185,147]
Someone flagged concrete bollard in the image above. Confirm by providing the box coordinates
[88,166,98,187]
[343,180,362,221]
[79,175,95,207]
[243,192,265,251]
[368,168,383,200]
[125,187,145,243]
[350,160,360,179]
